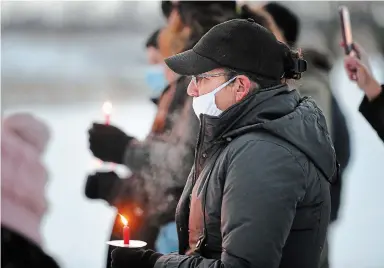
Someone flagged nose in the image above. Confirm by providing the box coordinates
[187,81,199,97]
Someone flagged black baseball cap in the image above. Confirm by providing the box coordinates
[165,18,286,81]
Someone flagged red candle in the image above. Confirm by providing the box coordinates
[102,101,112,125]
[123,225,130,245]
[119,214,130,245]
[105,114,110,125]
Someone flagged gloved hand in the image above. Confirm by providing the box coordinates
[85,171,121,203]
[88,123,133,164]
[111,248,162,268]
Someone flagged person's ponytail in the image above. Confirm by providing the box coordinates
[281,43,307,80]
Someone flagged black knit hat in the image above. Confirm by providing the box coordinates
[161,1,173,19]
[177,1,237,14]
[165,18,291,80]
[264,2,300,46]
[145,29,161,49]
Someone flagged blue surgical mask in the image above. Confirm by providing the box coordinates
[145,65,168,98]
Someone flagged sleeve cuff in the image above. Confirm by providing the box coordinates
[359,85,383,118]
[154,253,189,268]
[359,85,384,133]
[148,251,164,267]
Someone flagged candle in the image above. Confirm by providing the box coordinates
[101,101,116,169]
[119,214,130,245]
[123,226,130,245]
[102,101,113,125]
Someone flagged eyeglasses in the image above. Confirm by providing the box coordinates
[191,72,231,87]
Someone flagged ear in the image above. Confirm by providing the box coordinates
[234,75,251,102]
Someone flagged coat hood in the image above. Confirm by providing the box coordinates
[202,84,337,182]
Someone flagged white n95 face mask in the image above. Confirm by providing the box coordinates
[192,76,237,118]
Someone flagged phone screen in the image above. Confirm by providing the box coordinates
[339,6,353,55]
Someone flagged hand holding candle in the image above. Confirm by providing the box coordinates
[107,213,146,248]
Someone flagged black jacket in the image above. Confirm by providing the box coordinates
[154,85,337,268]
[329,95,350,221]
[1,227,59,268]
[359,85,384,142]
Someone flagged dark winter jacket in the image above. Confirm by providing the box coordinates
[155,84,337,268]
[299,48,351,221]
[359,85,384,142]
[1,227,59,268]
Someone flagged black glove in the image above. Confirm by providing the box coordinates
[111,248,162,268]
[85,171,121,203]
[88,123,133,164]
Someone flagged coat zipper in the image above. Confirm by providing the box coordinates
[193,115,205,185]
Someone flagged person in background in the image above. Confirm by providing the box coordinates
[85,28,182,267]
[261,4,350,267]
[263,0,351,229]
[343,42,384,142]
[239,4,286,43]
[161,1,173,23]
[110,18,337,268]
[144,27,181,110]
[263,2,299,47]
[144,28,169,105]
[146,29,163,65]
[1,113,59,268]
[86,0,237,263]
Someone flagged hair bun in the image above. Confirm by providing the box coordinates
[281,43,307,80]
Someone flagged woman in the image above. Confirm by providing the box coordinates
[1,113,59,267]
[85,26,186,266]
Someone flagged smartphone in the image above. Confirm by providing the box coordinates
[339,6,354,56]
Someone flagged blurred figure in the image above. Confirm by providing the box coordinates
[262,4,350,267]
[144,28,169,105]
[146,29,163,65]
[161,1,173,23]
[343,42,384,141]
[263,2,300,47]
[86,1,237,266]
[1,113,59,267]
[239,4,286,43]
[263,0,351,224]
[85,28,182,267]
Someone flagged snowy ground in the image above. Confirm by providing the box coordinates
[3,56,384,268]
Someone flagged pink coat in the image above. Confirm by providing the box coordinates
[1,113,50,246]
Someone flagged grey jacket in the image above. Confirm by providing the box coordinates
[122,76,199,224]
[155,85,337,268]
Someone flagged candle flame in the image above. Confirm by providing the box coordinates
[119,214,128,226]
[102,101,113,116]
